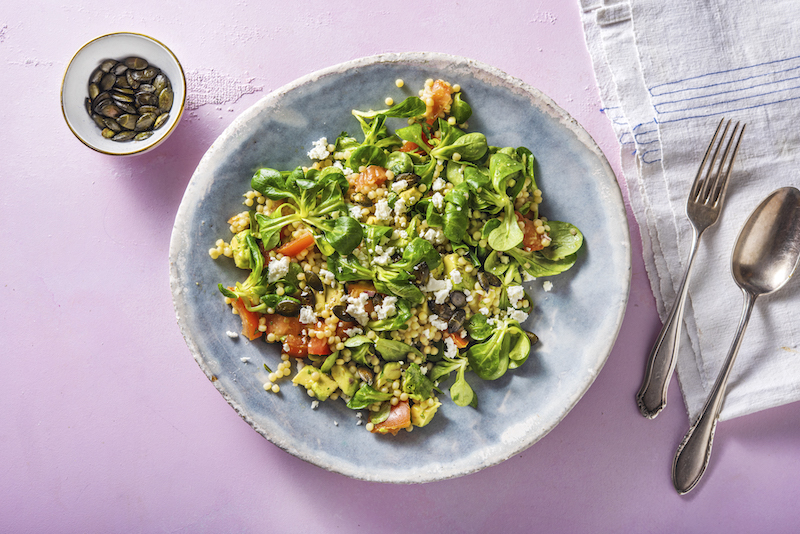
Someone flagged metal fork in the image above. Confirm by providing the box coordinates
[636,118,746,419]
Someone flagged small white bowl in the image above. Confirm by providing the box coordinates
[61,32,186,156]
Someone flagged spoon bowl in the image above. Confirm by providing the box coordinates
[673,186,800,494]
[732,187,800,295]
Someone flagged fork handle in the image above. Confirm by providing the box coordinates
[636,232,701,418]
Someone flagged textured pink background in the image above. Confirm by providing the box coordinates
[3,1,799,532]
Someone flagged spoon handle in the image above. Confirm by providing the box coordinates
[672,291,756,494]
[636,230,701,418]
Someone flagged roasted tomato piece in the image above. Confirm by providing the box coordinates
[230,297,262,341]
[349,165,388,195]
[371,400,411,435]
[263,314,302,338]
[516,211,547,252]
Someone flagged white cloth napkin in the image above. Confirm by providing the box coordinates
[579,0,800,422]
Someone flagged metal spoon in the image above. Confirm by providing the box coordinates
[672,187,800,494]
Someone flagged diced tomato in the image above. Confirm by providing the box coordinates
[276,231,315,257]
[516,211,547,252]
[348,165,388,195]
[347,281,376,313]
[447,331,470,349]
[371,400,411,435]
[307,335,332,356]
[335,320,358,339]
[263,314,302,337]
[347,281,376,297]
[423,79,453,124]
[283,334,308,357]
[230,297,263,341]
[398,141,420,153]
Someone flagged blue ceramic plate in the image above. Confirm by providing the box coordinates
[169,53,631,483]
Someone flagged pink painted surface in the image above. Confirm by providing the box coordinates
[2,1,799,532]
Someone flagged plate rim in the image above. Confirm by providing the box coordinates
[169,51,632,483]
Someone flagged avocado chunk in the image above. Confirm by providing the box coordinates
[292,365,338,401]
[411,399,441,427]
[230,229,253,269]
[331,364,358,398]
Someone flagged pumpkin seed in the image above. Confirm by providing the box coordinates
[124,56,148,70]
[116,101,138,115]
[158,87,173,111]
[136,92,158,107]
[90,68,104,85]
[99,59,117,72]
[100,72,116,91]
[448,308,467,332]
[276,300,301,317]
[153,113,169,130]
[91,113,106,129]
[96,100,122,119]
[112,130,136,141]
[111,91,134,103]
[135,113,156,131]
[85,55,175,142]
[103,118,122,132]
[306,272,324,292]
[117,114,139,130]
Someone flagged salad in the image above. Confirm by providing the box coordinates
[209,78,583,435]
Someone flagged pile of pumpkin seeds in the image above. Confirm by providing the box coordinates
[85,56,173,142]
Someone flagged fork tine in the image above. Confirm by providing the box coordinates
[690,118,726,201]
[697,119,732,202]
[710,122,745,206]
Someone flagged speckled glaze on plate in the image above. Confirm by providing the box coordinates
[169,52,631,483]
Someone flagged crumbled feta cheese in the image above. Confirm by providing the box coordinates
[372,245,395,266]
[333,161,354,176]
[391,179,408,193]
[311,400,320,409]
[307,137,330,160]
[394,197,407,216]
[374,199,392,221]
[421,227,446,245]
[343,326,363,337]
[432,177,446,191]
[422,277,453,306]
[433,286,451,305]
[507,285,525,308]
[346,292,371,325]
[543,280,553,292]
[392,229,408,240]
[523,272,537,282]
[299,305,316,324]
[444,336,459,359]
[508,309,529,323]
[431,192,445,210]
[268,256,291,282]
[240,357,250,363]
[479,307,490,316]
[375,296,398,320]
[226,331,239,339]
[349,204,365,220]
[429,314,449,331]
[449,269,462,285]
[318,268,336,286]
